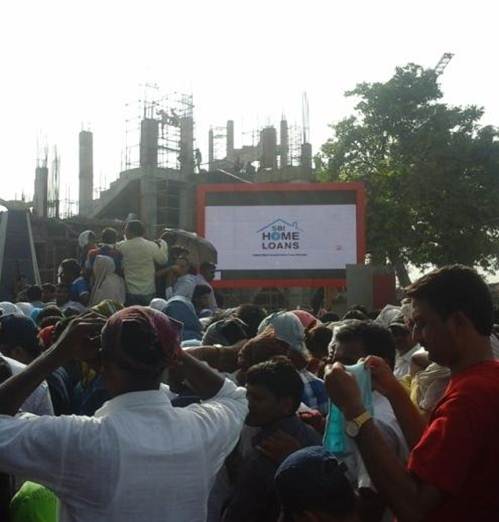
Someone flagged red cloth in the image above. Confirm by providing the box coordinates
[38,325,56,350]
[102,306,182,371]
[291,310,318,330]
[407,360,499,521]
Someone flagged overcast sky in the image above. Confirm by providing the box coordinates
[1,0,498,208]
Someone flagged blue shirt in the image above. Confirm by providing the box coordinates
[69,277,90,302]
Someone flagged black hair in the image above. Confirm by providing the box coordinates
[235,304,267,338]
[41,283,56,293]
[334,320,396,369]
[126,220,144,237]
[102,227,118,244]
[192,284,212,301]
[60,259,81,279]
[246,357,304,413]
[342,308,369,321]
[35,306,64,326]
[405,265,493,336]
[319,311,340,323]
[305,325,333,359]
[26,285,42,301]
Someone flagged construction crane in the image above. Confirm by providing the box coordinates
[434,53,454,76]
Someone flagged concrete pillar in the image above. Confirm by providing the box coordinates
[79,131,93,216]
[33,166,48,218]
[261,127,278,169]
[226,120,234,159]
[139,119,159,168]
[300,142,313,169]
[140,171,157,238]
[208,128,214,170]
[280,119,289,169]
[180,116,194,176]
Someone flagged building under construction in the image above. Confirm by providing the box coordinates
[0,89,316,302]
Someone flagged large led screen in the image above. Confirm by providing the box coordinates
[197,183,365,287]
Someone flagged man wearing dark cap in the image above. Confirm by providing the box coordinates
[0,306,247,522]
[275,446,358,522]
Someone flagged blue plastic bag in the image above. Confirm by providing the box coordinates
[323,362,374,454]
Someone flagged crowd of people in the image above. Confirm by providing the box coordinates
[0,223,498,522]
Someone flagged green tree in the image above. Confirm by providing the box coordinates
[318,64,499,285]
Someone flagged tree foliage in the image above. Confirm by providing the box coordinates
[318,64,499,281]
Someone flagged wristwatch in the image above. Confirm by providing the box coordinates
[345,411,372,438]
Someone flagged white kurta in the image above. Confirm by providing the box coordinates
[0,379,248,522]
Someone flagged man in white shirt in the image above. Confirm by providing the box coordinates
[0,306,247,522]
[388,315,422,379]
[117,220,168,306]
[331,320,408,521]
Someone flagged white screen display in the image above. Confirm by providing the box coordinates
[205,205,357,271]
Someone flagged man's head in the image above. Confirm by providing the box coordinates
[100,306,182,395]
[59,259,81,285]
[41,283,56,303]
[35,305,64,327]
[26,285,42,303]
[234,304,267,339]
[275,446,357,522]
[192,284,212,312]
[388,315,414,355]
[245,357,303,427]
[55,283,70,306]
[174,256,191,277]
[125,220,145,239]
[0,314,41,364]
[199,261,216,282]
[405,265,493,368]
[332,320,396,369]
[102,227,118,245]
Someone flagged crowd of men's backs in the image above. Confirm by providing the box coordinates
[0,221,498,522]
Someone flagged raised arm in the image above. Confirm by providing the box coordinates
[325,362,442,522]
[365,356,426,449]
[0,318,104,416]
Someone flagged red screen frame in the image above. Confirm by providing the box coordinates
[196,182,366,289]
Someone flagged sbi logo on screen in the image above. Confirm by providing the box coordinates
[257,219,303,250]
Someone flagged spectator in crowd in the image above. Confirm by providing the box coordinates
[192,284,214,317]
[89,256,126,306]
[26,285,45,309]
[258,312,329,415]
[326,265,499,521]
[166,256,198,300]
[78,230,96,268]
[0,306,247,522]
[59,258,90,308]
[0,314,70,416]
[86,227,124,276]
[388,313,423,379]
[223,358,321,522]
[331,320,408,522]
[117,220,167,306]
[233,304,267,339]
[55,282,86,315]
[275,446,358,522]
[41,283,57,304]
[196,261,218,311]
[163,296,203,342]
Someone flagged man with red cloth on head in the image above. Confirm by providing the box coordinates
[0,306,247,522]
[325,265,499,522]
